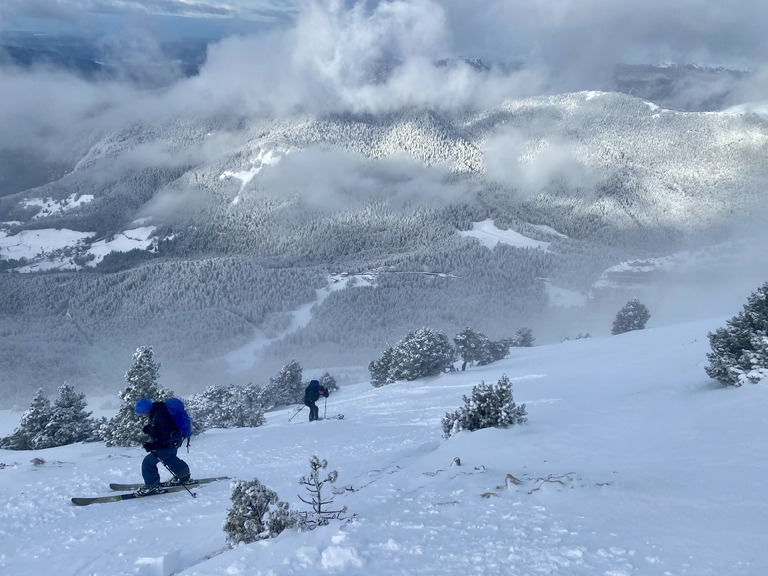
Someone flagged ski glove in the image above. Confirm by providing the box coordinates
[143,441,159,452]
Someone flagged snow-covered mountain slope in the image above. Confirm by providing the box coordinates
[1,90,767,405]
[4,90,767,279]
[5,91,768,245]
[1,317,766,575]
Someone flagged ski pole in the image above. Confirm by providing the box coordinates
[152,451,196,498]
[289,405,305,421]
[324,396,327,419]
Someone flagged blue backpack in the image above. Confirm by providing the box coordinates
[165,398,192,450]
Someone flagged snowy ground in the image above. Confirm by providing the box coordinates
[1,317,767,576]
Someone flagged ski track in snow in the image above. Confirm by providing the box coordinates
[1,318,767,575]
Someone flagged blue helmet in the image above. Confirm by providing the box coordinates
[134,398,152,415]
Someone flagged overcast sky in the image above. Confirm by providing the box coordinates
[4,0,767,68]
[1,0,767,164]
[0,1,297,33]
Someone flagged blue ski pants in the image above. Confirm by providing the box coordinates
[142,447,190,486]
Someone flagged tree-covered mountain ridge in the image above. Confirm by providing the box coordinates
[1,90,766,405]
[9,91,767,238]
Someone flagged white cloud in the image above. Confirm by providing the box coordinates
[253,146,463,209]
[484,128,599,198]
[2,0,766,166]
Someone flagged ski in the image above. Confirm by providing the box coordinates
[319,414,344,420]
[72,477,230,506]
[108,476,229,491]
[72,484,197,506]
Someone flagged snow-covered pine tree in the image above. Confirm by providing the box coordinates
[453,327,492,370]
[100,346,172,447]
[183,385,221,432]
[368,346,394,387]
[741,332,768,384]
[706,281,768,386]
[44,384,96,447]
[442,374,527,438]
[0,388,52,450]
[611,298,651,335]
[240,382,268,426]
[186,382,265,431]
[318,371,339,393]
[387,327,456,382]
[222,478,294,547]
[479,339,511,365]
[511,327,535,347]
[261,359,304,409]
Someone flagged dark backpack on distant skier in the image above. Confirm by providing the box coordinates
[165,397,192,450]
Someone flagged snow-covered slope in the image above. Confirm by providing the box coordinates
[1,317,766,576]
[4,90,767,275]
[2,88,768,417]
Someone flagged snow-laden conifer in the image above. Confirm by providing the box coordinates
[44,384,95,447]
[611,298,651,335]
[186,382,265,431]
[0,388,52,450]
[454,327,492,370]
[442,374,527,438]
[706,281,768,386]
[369,327,455,386]
[222,478,294,547]
[261,359,304,409]
[511,327,535,347]
[100,346,172,447]
[453,327,534,370]
[391,327,455,381]
[369,346,395,388]
[318,371,339,393]
[481,339,511,365]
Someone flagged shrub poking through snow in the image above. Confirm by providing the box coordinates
[222,478,295,547]
[295,455,348,530]
[442,374,527,438]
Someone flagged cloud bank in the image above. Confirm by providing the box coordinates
[2,0,767,166]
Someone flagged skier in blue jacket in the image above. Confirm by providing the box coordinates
[134,398,190,494]
[303,380,329,422]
